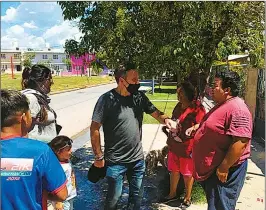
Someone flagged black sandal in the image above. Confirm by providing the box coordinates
[160,196,177,203]
[180,199,192,209]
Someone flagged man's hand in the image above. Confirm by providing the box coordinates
[55,202,64,210]
[94,159,105,168]
[216,164,229,183]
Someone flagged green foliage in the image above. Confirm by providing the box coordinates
[37,59,52,68]
[216,2,264,68]
[22,52,35,68]
[62,58,72,66]
[64,39,84,56]
[212,61,248,98]
[59,1,264,79]
[91,60,103,75]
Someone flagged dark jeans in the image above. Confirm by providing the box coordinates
[200,160,248,210]
[104,159,145,210]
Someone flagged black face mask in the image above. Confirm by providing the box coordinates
[124,79,140,94]
[127,83,140,94]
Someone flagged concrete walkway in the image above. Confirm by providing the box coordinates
[72,124,265,210]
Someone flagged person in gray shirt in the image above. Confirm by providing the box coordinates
[90,64,175,210]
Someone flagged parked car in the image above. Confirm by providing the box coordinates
[107,69,114,76]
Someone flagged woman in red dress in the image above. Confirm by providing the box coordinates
[164,81,206,208]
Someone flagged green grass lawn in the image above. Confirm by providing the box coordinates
[144,85,178,124]
[1,74,114,92]
[188,182,207,204]
[143,101,177,124]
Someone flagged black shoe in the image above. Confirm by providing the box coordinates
[160,196,177,203]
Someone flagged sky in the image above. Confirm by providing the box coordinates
[1,2,82,50]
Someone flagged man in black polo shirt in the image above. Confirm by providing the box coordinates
[90,64,175,210]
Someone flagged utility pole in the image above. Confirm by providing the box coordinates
[11,56,14,79]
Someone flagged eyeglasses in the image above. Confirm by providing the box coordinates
[59,139,73,151]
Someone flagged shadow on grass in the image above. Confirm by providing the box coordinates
[154,88,176,94]
[71,146,206,210]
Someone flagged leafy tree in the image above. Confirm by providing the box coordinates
[59,1,264,79]
[62,58,72,66]
[37,59,52,68]
[62,57,72,71]
[64,39,84,56]
[91,60,103,75]
[22,52,35,68]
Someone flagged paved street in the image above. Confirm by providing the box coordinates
[50,83,116,138]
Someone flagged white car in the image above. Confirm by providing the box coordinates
[107,69,114,76]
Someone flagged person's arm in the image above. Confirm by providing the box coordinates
[90,121,104,167]
[43,147,68,201]
[216,136,249,183]
[90,95,106,167]
[47,189,67,202]
[149,110,175,129]
[141,92,176,129]
[185,105,206,136]
[150,109,169,124]
[216,109,252,183]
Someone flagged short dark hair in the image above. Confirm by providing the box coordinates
[215,70,240,97]
[180,81,196,102]
[114,62,137,83]
[1,89,29,128]
[114,65,127,83]
[22,64,52,89]
[187,71,207,98]
[48,135,73,153]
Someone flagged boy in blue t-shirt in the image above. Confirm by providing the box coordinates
[1,89,68,210]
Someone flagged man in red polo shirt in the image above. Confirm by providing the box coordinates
[192,70,253,210]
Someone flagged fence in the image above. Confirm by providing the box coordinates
[254,69,265,140]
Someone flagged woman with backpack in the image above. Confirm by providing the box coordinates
[21,64,61,142]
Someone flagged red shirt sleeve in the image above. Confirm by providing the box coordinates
[226,110,253,138]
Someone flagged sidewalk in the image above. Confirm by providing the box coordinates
[72,124,265,210]
[142,124,265,210]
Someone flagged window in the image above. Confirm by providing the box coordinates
[2,65,7,69]
[66,55,70,59]
[76,66,81,70]
[54,65,60,70]
[42,54,48,59]
[1,54,6,59]
[53,54,58,60]
[14,54,20,59]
